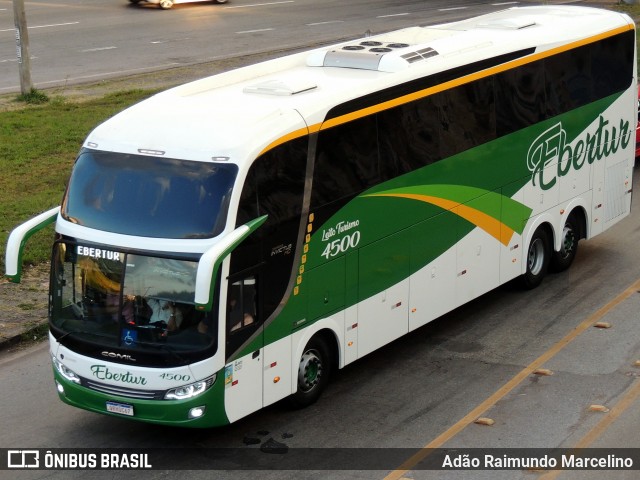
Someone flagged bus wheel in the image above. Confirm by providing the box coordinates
[551,214,580,272]
[159,0,173,8]
[290,335,332,408]
[521,226,550,289]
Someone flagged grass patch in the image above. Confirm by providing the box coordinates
[17,303,37,311]
[0,89,158,274]
[16,89,49,105]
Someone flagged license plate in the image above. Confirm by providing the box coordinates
[106,401,134,416]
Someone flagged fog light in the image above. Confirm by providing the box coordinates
[188,406,206,419]
[56,381,65,395]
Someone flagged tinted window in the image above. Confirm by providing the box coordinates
[378,78,495,174]
[544,45,593,117]
[311,115,379,209]
[591,30,634,99]
[378,96,440,175]
[225,275,259,359]
[236,139,307,230]
[232,137,307,321]
[496,61,546,136]
[320,32,634,177]
[545,31,634,118]
[63,150,237,239]
[438,79,496,157]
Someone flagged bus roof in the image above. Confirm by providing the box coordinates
[84,5,633,165]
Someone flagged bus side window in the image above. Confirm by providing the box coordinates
[227,277,257,333]
[225,276,259,360]
[496,61,545,137]
[312,115,379,208]
[232,136,306,322]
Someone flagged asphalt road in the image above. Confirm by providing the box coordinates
[1,0,529,94]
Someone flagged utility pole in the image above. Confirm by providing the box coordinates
[13,0,33,94]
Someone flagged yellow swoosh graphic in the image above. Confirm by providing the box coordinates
[371,193,515,246]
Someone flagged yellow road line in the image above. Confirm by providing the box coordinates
[384,277,640,480]
[537,378,640,480]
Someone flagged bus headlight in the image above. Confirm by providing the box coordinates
[51,355,81,384]
[164,375,216,400]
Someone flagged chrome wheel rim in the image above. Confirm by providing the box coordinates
[528,237,545,275]
[298,349,322,393]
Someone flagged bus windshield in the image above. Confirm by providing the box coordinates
[62,149,237,239]
[50,242,218,366]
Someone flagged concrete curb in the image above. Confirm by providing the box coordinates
[0,264,50,352]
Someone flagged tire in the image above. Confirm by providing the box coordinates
[159,0,173,8]
[520,226,551,289]
[289,335,332,409]
[551,213,580,272]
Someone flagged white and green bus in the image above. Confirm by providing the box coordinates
[6,6,636,427]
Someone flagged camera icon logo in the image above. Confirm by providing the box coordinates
[7,450,39,468]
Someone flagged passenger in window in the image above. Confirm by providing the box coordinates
[227,295,254,332]
[193,313,215,337]
[198,318,210,334]
[103,292,134,324]
[121,296,135,325]
[103,292,120,322]
[147,298,183,331]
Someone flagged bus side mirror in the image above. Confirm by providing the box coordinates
[5,207,60,283]
[194,215,267,312]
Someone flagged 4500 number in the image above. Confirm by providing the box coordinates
[321,231,361,259]
[160,373,191,382]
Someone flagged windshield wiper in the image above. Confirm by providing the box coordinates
[56,327,113,344]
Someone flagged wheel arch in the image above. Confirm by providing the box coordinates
[554,198,588,252]
[521,215,555,274]
[290,319,342,395]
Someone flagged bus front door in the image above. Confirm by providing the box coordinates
[223,276,264,423]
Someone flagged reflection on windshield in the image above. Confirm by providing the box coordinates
[50,243,217,364]
[123,255,196,303]
[62,149,237,239]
